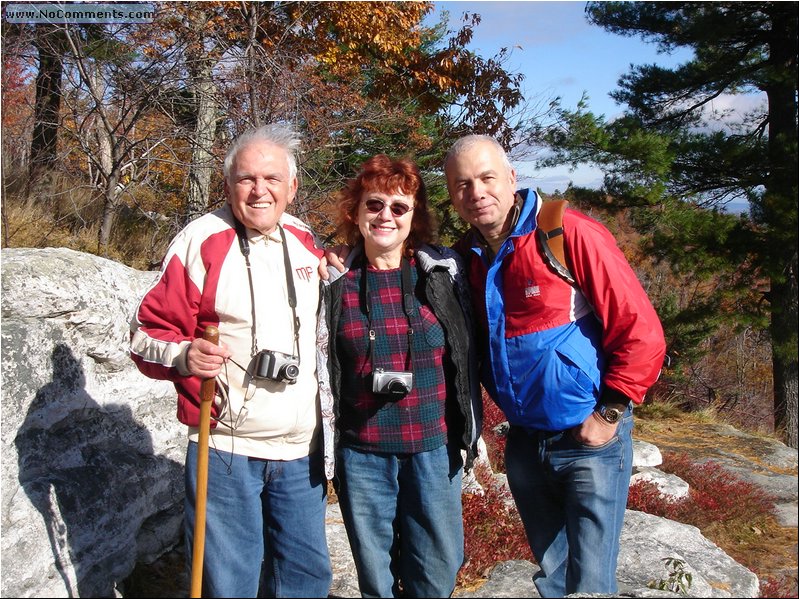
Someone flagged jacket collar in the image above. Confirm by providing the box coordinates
[414,244,461,278]
[325,243,457,284]
[513,188,540,237]
[222,203,284,244]
[468,188,538,258]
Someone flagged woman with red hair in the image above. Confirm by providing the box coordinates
[322,154,481,597]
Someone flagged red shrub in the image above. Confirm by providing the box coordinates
[628,452,777,527]
[481,391,508,473]
[626,478,686,518]
[459,481,534,585]
[659,452,776,525]
[759,575,799,599]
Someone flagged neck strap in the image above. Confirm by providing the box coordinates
[235,218,300,360]
[361,256,415,371]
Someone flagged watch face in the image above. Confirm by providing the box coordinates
[602,407,622,423]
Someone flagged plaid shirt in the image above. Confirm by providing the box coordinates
[336,260,448,453]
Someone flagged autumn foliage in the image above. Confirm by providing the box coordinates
[2,1,531,261]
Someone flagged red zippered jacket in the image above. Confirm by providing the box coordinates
[457,189,666,431]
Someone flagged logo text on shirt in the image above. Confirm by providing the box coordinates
[524,278,540,298]
[295,266,315,281]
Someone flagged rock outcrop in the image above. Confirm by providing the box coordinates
[2,248,181,597]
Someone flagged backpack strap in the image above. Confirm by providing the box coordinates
[536,199,575,284]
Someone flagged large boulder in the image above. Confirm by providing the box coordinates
[617,509,760,597]
[1,247,183,598]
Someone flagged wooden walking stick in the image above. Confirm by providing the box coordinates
[190,325,219,598]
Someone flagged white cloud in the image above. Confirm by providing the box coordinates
[515,162,605,194]
[700,92,767,126]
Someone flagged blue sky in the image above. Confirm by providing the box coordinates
[429,1,758,197]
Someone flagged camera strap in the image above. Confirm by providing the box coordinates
[234,218,300,361]
[362,256,415,372]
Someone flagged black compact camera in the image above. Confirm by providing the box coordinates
[254,350,300,384]
[372,368,413,400]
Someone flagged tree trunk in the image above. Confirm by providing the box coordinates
[770,267,798,448]
[765,3,798,448]
[29,26,65,188]
[95,131,120,254]
[186,55,217,224]
[246,3,262,126]
[97,169,120,255]
[91,63,118,256]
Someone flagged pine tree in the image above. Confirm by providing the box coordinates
[540,2,797,446]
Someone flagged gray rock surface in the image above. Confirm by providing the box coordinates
[326,502,359,599]
[618,510,760,597]
[633,439,663,468]
[2,248,181,598]
[451,510,761,598]
[454,560,538,597]
[631,466,691,499]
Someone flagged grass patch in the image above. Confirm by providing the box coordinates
[2,179,177,271]
[635,396,720,424]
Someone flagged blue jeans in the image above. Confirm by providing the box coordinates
[336,444,464,598]
[505,409,634,598]
[184,441,332,598]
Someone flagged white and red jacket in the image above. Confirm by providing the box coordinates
[130,204,332,466]
[457,189,666,431]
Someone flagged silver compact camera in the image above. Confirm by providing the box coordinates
[255,350,300,384]
[372,368,413,400]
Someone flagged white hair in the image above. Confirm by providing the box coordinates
[223,123,301,181]
[444,134,513,173]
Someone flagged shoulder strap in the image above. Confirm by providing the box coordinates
[536,199,575,284]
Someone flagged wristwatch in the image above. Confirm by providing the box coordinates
[595,403,627,424]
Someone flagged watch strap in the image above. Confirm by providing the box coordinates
[599,387,632,409]
[596,388,631,424]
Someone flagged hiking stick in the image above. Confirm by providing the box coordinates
[190,325,219,598]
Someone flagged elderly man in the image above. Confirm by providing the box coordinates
[131,124,333,598]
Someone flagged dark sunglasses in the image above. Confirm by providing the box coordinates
[364,199,414,217]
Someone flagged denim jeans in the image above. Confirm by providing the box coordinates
[335,444,464,598]
[184,441,332,598]
[505,409,634,598]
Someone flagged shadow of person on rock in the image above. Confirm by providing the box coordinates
[14,343,183,597]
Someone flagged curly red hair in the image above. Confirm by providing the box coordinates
[336,154,436,252]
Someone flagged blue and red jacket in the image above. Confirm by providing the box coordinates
[456,189,666,431]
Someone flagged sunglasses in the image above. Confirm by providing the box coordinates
[364,199,414,217]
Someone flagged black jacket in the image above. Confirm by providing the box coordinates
[322,244,482,467]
